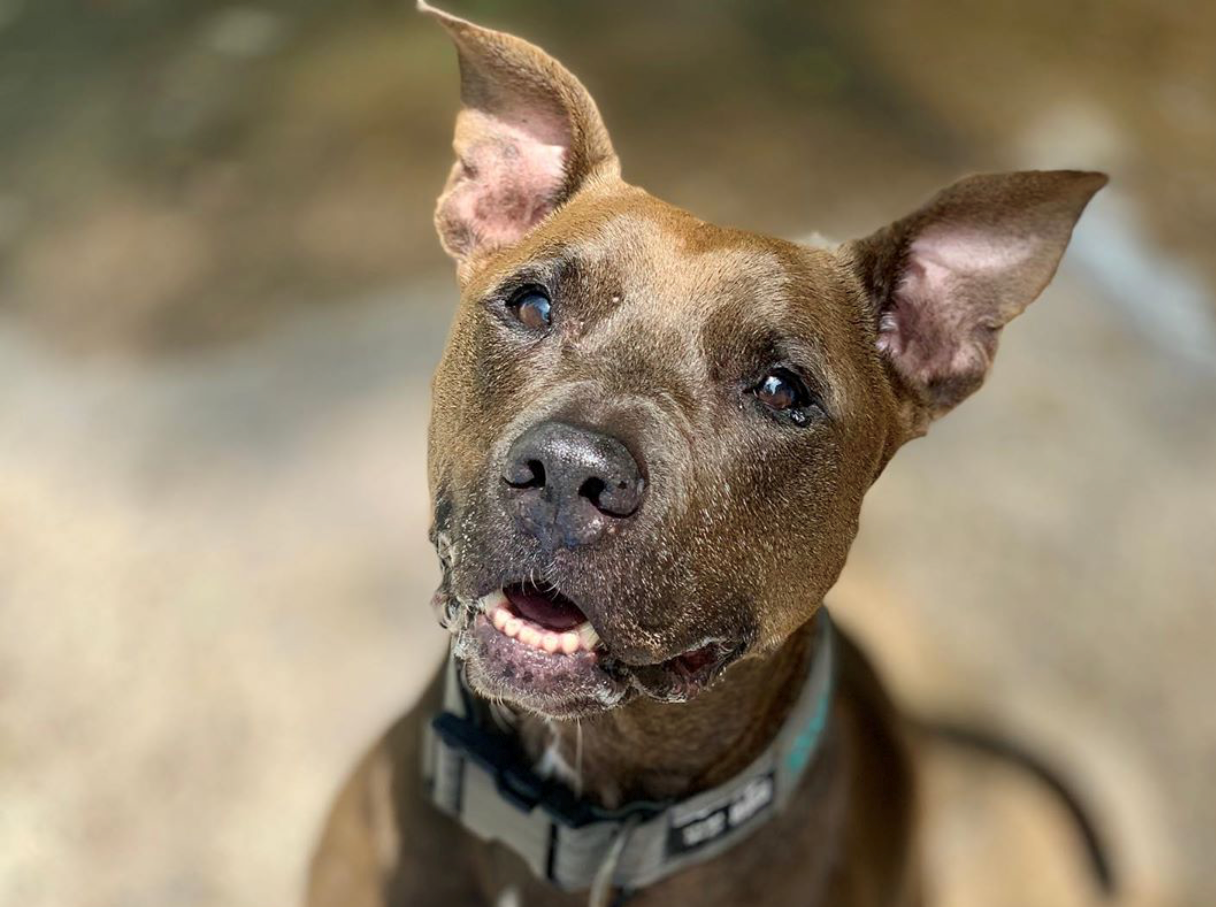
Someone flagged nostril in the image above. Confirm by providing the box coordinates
[504,458,546,490]
[578,476,605,506]
[528,460,546,488]
[579,475,641,518]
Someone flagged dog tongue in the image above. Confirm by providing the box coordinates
[505,585,588,632]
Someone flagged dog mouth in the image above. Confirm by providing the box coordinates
[481,583,603,655]
[450,579,742,718]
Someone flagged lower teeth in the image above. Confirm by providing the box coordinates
[487,601,601,655]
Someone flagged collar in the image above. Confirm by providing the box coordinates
[422,608,836,899]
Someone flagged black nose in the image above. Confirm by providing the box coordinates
[501,421,645,549]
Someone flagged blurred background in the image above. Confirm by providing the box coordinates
[1,1,1213,906]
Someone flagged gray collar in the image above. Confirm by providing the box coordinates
[423,609,836,902]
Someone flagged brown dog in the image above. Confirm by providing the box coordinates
[306,5,1106,906]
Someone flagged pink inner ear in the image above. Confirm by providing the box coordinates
[440,109,568,256]
[912,227,1039,278]
[865,170,1106,418]
[878,225,1042,400]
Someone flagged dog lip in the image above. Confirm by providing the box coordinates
[455,576,743,704]
[670,641,726,676]
[469,582,738,670]
[460,613,629,718]
[624,638,743,702]
[457,590,742,712]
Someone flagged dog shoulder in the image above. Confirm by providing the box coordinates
[830,628,924,907]
[307,667,484,907]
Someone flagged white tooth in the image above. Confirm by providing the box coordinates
[559,632,580,655]
[576,623,601,650]
[478,589,508,613]
[504,617,522,638]
[541,633,560,654]
[519,626,541,648]
[491,607,510,631]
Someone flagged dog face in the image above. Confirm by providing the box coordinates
[420,4,1104,719]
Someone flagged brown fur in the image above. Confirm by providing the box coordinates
[307,6,1104,906]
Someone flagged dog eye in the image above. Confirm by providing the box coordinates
[507,287,552,331]
[752,368,817,425]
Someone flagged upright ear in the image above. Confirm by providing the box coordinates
[419,2,618,268]
[846,170,1106,432]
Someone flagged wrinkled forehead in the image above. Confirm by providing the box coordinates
[550,200,795,315]
[483,192,855,362]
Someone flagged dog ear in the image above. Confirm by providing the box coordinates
[846,170,1106,432]
[419,2,618,268]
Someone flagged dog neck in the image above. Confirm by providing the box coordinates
[515,617,821,810]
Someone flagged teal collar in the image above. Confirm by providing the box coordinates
[423,609,836,903]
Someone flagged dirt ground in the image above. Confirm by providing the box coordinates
[1,3,1213,907]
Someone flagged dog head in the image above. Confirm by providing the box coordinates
[420,4,1105,719]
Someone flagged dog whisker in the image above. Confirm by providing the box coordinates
[575,719,584,800]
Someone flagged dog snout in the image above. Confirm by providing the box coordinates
[501,421,646,549]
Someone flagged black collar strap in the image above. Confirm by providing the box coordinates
[423,609,836,900]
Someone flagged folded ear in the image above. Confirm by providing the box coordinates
[846,170,1107,432]
[419,2,618,267]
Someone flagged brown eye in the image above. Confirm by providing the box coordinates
[508,288,552,331]
[752,368,817,426]
[756,373,798,409]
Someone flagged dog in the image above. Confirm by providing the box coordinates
[306,5,1107,906]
